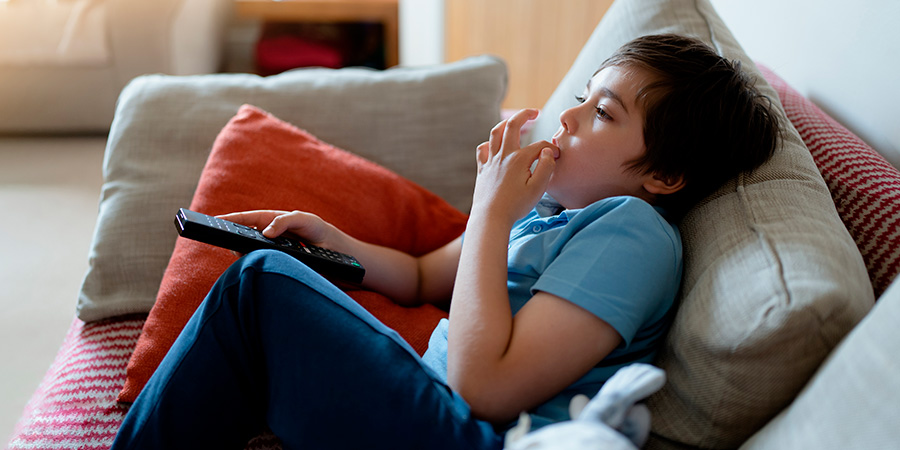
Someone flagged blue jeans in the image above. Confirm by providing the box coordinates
[111,250,503,450]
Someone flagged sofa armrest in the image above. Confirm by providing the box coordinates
[741,277,900,449]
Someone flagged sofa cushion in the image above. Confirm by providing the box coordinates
[77,55,506,322]
[117,104,464,403]
[741,275,900,449]
[760,64,900,297]
[528,0,875,447]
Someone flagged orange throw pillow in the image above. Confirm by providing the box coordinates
[118,105,467,403]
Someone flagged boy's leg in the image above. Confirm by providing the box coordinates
[112,250,502,450]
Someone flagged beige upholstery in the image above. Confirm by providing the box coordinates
[0,0,230,133]
[741,275,900,449]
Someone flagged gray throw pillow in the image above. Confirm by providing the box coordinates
[78,56,507,322]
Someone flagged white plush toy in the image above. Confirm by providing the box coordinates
[504,363,666,450]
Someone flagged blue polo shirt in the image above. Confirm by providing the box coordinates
[421,195,682,430]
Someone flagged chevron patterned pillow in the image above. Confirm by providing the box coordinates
[761,64,900,297]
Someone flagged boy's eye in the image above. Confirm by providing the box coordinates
[596,106,612,121]
[575,95,612,121]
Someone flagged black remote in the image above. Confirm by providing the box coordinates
[174,208,365,284]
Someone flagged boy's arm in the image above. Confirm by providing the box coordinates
[448,204,622,423]
[448,109,622,423]
[450,215,622,422]
[219,210,461,306]
[343,233,462,306]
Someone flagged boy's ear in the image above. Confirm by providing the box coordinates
[643,173,685,195]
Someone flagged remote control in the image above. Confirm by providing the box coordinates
[174,208,365,284]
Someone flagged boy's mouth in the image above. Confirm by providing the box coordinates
[551,136,563,158]
[551,128,564,150]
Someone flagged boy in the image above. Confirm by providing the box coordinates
[112,34,779,449]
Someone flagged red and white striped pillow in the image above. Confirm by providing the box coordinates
[8,318,141,449]
[8,317,283,449]
[760,65,900,297]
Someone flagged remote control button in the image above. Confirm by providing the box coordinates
[274,237,293,247]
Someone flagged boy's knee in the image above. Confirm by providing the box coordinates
[213,250,311,312]
[238,249,295,271]
[232,249,327,291]
[235,249,319,278]
[217,250,301,291]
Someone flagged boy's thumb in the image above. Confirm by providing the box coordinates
[530,147,556,186]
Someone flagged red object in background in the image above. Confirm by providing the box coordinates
[255,33,344,75]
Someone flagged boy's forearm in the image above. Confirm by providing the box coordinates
[340,234,458,306]
[446,213,515,404]
[341,235,422,305]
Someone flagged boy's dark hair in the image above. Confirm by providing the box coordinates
[599,34,781,218]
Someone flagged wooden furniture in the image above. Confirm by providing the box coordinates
[234,0,399,68]
[445,0,613,110]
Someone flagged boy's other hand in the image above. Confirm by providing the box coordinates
[217,210,334,246]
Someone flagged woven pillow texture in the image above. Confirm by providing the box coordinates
[760,64,900,297]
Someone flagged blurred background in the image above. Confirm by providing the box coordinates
[0,0,611,443]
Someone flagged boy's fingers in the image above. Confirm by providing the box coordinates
[264,210,322,240]
[501,109,539,154]
[519,140,559,164]
[263,212,300,237]
[476,141,490,164]
[218,210,280,230]
[476,141,490,173]
[529,147,557,188]
[489,119,508,156]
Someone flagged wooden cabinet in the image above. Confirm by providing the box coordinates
[445,0,612,110]
[235,0,399,67]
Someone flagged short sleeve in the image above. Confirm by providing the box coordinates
[530,198,682,347]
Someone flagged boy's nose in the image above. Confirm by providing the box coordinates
[559,107,577,134]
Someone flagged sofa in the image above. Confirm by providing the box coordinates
[0,0,230,133]
[8,0,900,448]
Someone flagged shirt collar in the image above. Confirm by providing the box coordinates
[535,193,564,217]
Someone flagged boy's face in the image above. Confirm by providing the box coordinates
[548,66,657,209]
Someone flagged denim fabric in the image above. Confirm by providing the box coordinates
[112,250,502,450]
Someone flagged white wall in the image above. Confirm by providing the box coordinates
[702,0,900,166]
[399,0,444,66]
